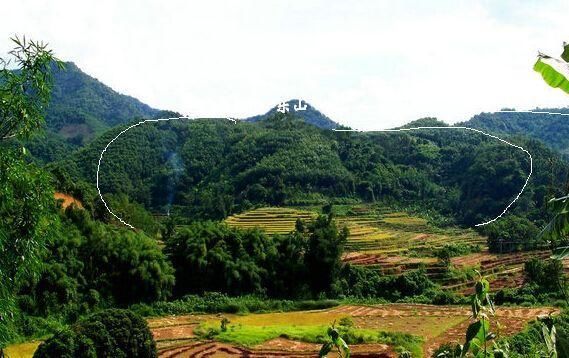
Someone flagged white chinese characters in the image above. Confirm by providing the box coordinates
[276,99,307,113]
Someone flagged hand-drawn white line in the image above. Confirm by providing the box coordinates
[96,116,236,229]
[97,117,534,229]
[333,126,533,227]
[498,110,569,116]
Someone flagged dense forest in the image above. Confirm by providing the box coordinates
[48,113,568,228]
[463,108,569,156]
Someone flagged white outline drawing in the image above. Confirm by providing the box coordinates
[96,116,231,229]
[97,111,554,230]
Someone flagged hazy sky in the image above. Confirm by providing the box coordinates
[2,0,568,129]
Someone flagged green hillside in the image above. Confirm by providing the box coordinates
[53,113,568,227]
[15,62,160,163]
[47,62,159,137]
[462,108,569,155]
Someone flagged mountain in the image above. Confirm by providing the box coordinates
[45,62,159,144]
[53,113,567,227]
[461,108,569,155]
[244,99,340,129]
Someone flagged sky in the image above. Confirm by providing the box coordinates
[2,0,569,130]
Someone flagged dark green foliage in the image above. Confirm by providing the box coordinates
[0,151,56,328]
[434,243,481,262]
[524,258,565,293]
[483,215,541,253]
[18,208,174,321]
[0,37,60,348]
[33,309,156,358]
[165,214,348,298]
[62,114,567,227]
[463,108,569,155]
[338,265,434,300]
[0,36,62,140]
[305,215,348,295]
[44,62,158,142]
[130,292,339,317]
[103,193,160,236]
[505,312,569,357]
[165,221,275,296]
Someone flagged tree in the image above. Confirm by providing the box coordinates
[165,222,272,296]
[0,36,63,140]
[484,215,540,253]
[0,36,60,349]
[33,309,156,358]
[304,214,348,295]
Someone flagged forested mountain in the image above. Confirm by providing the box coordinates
[245,99,340,129]
[463,108,569,155]
[51,113,568,227]
[14,62,160,163]
[46,62,159,142]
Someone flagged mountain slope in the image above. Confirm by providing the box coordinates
[245,99,340,129]
[46,61,159,143]
[52,114,567,226]
[461,108,569,155]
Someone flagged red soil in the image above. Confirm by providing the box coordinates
[152,305,555,358]
[54,192,83,209]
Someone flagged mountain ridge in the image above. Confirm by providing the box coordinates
[461,107,569,155]
[46,61,160,143]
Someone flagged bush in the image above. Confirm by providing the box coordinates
[130,292,340,317]
[34,309,156,358]
[524,257,565,293]
[484,215,540,253]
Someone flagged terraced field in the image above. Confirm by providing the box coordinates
[224,205,558,295]
[225,207,316,235]
[444,250,554,294]
[149,304,557,357]
[337,208,486,257]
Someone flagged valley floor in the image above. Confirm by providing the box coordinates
[149,304,558,357]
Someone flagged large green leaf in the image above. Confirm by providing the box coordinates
[534,55,569,95]
[541,195,569,243]
[465,319,491,355]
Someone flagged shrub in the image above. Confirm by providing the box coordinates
[484,215,540,253]
[524,257,565,293]
[34,309,156,358]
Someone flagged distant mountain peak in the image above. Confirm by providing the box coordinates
[244,99,340,129]
[46,61,159,144]
[398,117,448,129]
